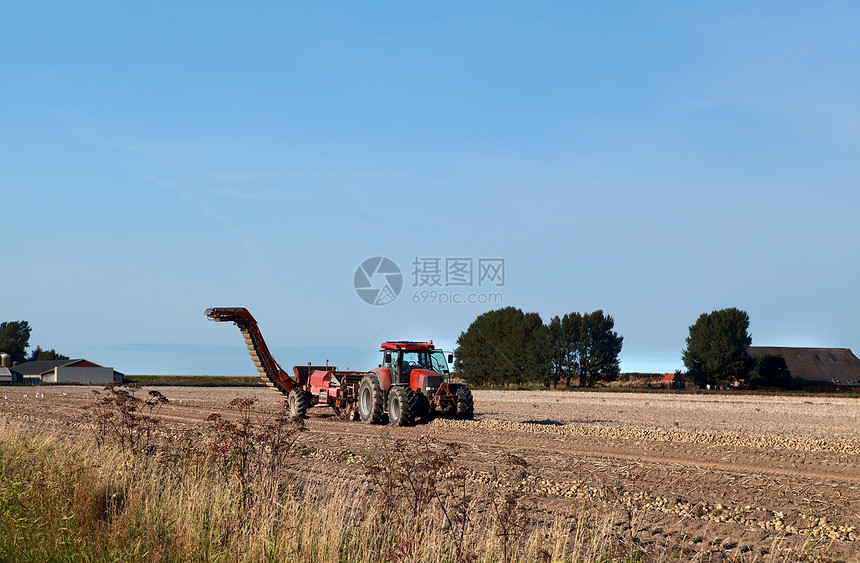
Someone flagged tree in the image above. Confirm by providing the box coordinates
[749,354,800,390]
[575,310,623,387]
[0,321,31,364]
[28,346,69,362]
[546,311,622,388]
[526,321,551,386]
[546,316,564,387]
[547,313,584,386]
[547,315,579,387]
[454,307,548,387]
[682,308,752,388]
[560,313,583,386]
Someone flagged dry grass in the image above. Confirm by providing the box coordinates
[0,386,622,563]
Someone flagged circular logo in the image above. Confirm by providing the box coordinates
[354,257,403,306]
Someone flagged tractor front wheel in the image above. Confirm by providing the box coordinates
[388,386,416,427]
[358,373,385,424]
[287,388,310,419]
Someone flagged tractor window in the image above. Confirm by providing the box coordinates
[430,351,450,374]
[401,351,432,372]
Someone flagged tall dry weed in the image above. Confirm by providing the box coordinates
[5,387,791,562]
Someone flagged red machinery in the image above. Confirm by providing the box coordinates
[205,307,473,426]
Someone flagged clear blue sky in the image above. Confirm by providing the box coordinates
[3,2,858,375]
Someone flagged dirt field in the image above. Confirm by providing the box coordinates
[3,385,859,561]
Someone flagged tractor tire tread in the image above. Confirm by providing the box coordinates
[455,386,474,420]
[288,387,310,419]
[358,373,385,424]
[388,386,416,427]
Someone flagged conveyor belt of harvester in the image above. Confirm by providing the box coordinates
[204,307,295,395]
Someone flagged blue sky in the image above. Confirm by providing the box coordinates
[3,2,858,375]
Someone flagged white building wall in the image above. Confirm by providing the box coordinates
[0,367,20,382]
[53,366,115,384]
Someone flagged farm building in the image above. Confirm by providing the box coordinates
[12,359,123,385]
[0,366,22,383]
[660,372,685,389]
[747,347,860,392]
[0,353,21,382]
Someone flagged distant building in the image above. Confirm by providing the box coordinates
[747,347,860,392]
[0,366,22,383]
[12,359,124,385]
[660,372,685,389]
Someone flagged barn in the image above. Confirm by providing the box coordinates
[747,347,860,392]
[659,372,685,389]
[13,359,123,385]
[0,366,21,383]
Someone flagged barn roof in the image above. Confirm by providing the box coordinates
[12,359,99,376]
[747,347,860,386]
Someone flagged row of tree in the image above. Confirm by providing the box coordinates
[455,306,801,390]
[0,321,68,364]
[454,307,623,387]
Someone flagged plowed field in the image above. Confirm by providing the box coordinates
[3,385,859,561]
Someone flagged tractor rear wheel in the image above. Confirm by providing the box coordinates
[358,373,385,424]
[455,386,474,420]
[388,386,416,427]
[287,388,310,418]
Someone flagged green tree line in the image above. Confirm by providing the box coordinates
[454,307,623,388]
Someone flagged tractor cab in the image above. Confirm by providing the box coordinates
[380,341,452,384]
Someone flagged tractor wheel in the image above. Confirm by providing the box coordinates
[414,391,431,420]
[455,386,474,420]
[287,388,310,419]
[358,373,385,424]
[388,386,416,427]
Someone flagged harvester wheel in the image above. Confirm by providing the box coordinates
[358,374,385,424]
[455,386,474,420]
[287,388,310,419]
[388,386,416,427]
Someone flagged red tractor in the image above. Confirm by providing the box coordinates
[205,307,473,426]
[358,340,474,426]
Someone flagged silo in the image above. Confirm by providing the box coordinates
[0,353,10,368]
